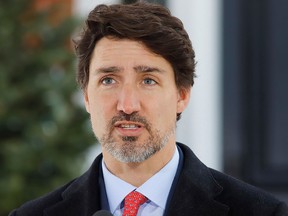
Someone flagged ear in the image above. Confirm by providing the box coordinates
[84,90,91,113]
[177,88,191,113]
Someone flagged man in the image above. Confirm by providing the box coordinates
[10,2,288,216]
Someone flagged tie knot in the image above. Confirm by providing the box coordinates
[125,191,147,205]
[123,191,147,216]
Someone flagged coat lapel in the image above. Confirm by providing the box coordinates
[166,143,229,216]
[43,154,104,216]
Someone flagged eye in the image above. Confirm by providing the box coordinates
[101,77,116,85]
[143,78,156,85]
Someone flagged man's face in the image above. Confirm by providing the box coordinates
[84,37,190,163]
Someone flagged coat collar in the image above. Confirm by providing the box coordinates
[165,143,229,216]
[43,154,104,216]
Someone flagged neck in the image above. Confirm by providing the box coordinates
[103,142,176,187]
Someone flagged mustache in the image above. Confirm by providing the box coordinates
[110,112,151,131]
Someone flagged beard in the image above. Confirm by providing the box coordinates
[98,112,175,163]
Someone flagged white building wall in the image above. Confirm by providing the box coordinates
[73,0,120,17]
[168,0,223,170]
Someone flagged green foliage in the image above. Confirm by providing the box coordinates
[0,1,95,215]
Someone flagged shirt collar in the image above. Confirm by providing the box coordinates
[102,146,179,213]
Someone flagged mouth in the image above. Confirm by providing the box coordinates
[114,121,144,136]
[115,121,144,129]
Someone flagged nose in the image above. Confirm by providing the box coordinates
[117,84,141,114]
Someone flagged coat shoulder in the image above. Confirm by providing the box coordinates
[9,179,76,216]
[210,168,288,215]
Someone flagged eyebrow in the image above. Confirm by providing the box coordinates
[95,65,166,74]
[95,66,121,74]
[134,65,165,73]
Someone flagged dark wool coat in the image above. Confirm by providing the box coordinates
[9,143,288,216]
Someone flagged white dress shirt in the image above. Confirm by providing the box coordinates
[102,146,179,216]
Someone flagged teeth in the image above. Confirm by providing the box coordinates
[120,124,139,129]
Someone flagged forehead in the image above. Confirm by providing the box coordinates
[89,37,173,73]
[94,37,151,55]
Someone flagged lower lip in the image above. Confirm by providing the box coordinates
[115,126,144,137]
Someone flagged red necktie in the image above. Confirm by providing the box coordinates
[122,191,147,216]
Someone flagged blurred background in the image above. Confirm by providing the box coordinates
[0,0,287,215]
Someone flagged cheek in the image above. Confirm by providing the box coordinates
[89,106,103,137]
[89,92,114,114]
[151,93,178,125]
[88,95,114,134]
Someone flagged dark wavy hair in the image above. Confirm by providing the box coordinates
[74,2,196,120]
